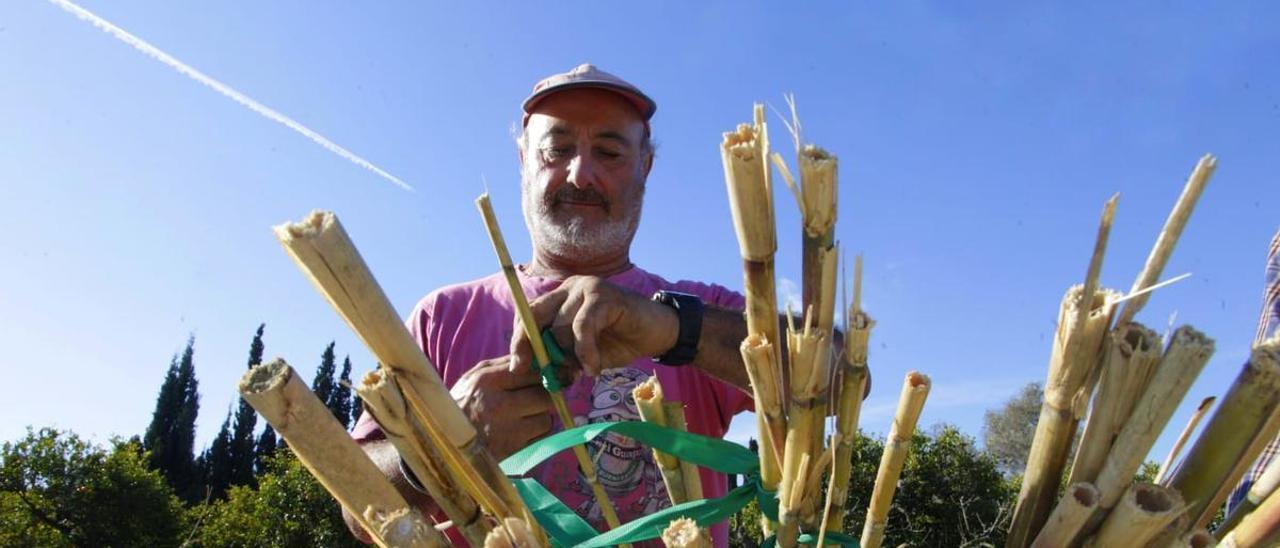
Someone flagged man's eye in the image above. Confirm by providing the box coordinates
[544,146,571,160]
[596,148,622,160]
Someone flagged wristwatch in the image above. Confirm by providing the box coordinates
[650,290,704,366]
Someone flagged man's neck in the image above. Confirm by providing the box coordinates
[525,250,633,280]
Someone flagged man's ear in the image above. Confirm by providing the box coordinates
[642,150,654,178]
[517,141,526,168]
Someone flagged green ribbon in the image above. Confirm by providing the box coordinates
[537,330,566,392]
[501,420,858,547]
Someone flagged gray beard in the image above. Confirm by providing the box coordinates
[521,182,643,267]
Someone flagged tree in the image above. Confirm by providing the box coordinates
[254,427,278,476]
[143,336,201,501]
[228,324,265,489]
[311,342,338,418]
[984,382,1042,474]
[0,428,186,546]
[201,409,235,500]
[331,355,354,430]
[187,451,363,547]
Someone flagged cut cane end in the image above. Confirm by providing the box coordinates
[239,358,291,395]
[275,209,333,240]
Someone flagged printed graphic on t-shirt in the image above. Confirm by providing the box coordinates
[570,367,669,523]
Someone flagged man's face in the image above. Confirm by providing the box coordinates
[519,88,653,265]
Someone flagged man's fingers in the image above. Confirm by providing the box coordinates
[492,359,543,390]
[571,294,606,375]
[520,412,555,446]
[503,385,554,417]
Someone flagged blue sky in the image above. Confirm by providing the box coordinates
[2,1,1277,469]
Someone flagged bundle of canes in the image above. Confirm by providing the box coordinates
[273,211,538,540]
[860,371,931,548]
[239,358,448,548]
[721,104,786,535]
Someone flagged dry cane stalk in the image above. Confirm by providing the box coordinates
[1156,396,1216,485]
[665,402,705,502]
[825,255,874,533]
[1064,326,1211,543]
[356,369,490,546]
[1070,322,1162,485]
[722,105,785,535]
[273,211,535,534]
[1007,285,1119,548]
[1170,336,1280,531]
[482,517,539,548]
[238,359,447,548]
[1030,483,1100,548]
[1220,484,1280,548]
[860,371,931,548]
[475,193,623,534]
[661,517,713,548]
[1085,483,1184,548]
[1114,154,1217,327]
[633,377,702,505]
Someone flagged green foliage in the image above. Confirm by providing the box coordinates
[186,451,362,547]
[0,428,186,547]
[144,336,202,502]
[729,426,1015,547]
[984,382,1042,475]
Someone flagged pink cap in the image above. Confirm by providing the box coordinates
[522,63,656,126]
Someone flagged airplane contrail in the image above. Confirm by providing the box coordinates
[47,0,413,192]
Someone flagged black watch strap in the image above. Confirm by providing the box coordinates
[651,290,703,366]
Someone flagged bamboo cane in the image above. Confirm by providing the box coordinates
[860,371,931,548]
[1220,484,1280,548]
[1070,322,1162,485]
[1156,396,1216,485]
[1030,483,1100,548]
[826,254,873,532]
[273,210,536,534]
[1114,154,1217,327]
[633,377,701,505]
[1169,336,1280,530]
[779,306,835,545]
[1173,529,1216,548]
[1007,285,1119,548]
[1086,483,1185,548]
[482,517,539,548]
[661,517,713,548]
[722,105,785,536]
[238,359,447,548]
[356,369,490,545]
[474,193,623,534]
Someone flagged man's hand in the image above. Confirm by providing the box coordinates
[451,355,554,461]
[509,275,679,377]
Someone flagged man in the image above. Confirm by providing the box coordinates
[351,64,833,546]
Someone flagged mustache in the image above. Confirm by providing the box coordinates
[551,187,610,212]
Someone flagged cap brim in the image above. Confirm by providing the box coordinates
[522,80,656,121]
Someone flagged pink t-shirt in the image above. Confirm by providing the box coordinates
[354,265,752,547]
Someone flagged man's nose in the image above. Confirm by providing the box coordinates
[566,153,598,189]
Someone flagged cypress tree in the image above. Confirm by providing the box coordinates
[254,426,277,476]
[202,408,235,499]
[311,342,337,415]
[351,394,364,430]
[143,336,200,502]
[228,324,265,488]
[331,355,354,430]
